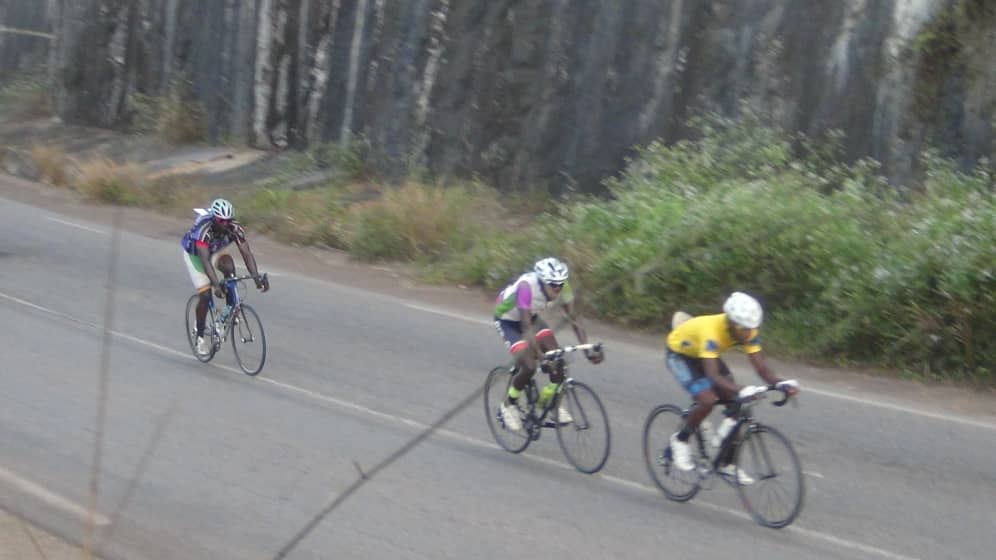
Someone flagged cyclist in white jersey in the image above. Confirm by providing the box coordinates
[493,257,603,431]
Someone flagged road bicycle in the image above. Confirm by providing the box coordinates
[642,385,804,528]
[484,343,610,474]
[185,273,268,376]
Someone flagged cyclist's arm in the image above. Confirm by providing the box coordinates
[234,236,261,278]
[562,301,588,344]
[747,352,799,396]
[702,357,740,394]
[234,234,268,291]
[747,351,781,386]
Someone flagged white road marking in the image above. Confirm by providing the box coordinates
[403,303,490,325]
[804,388,996,431]
[0,290,928,560]
[46,217,107,235]
[0,466,110,526]
[804,471,825,479]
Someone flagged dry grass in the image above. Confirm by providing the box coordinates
[73,158,146,205]
[345,181,504,260]
[130,91,205,144]
[30,144,71,186]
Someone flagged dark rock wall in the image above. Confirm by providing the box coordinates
[0,0,54,82]
[5,0,994,191]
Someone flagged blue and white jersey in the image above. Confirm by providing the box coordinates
[180,212,246,255]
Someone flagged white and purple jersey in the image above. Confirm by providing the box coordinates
[494,272,574,321]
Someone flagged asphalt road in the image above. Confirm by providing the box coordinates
[1,177,994,560]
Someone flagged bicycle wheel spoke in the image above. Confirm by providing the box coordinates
[735,425,804,528]
[642,405,702,502]
[555,382,610,474]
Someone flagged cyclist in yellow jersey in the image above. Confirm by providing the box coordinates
[665,292,800,481]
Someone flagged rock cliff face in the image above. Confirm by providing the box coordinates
[5,0,994,191]
[0,0,53,82]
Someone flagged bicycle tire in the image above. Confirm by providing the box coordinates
[555,380,610,474]
[734,424,805,528]
[231,303,266,376]
[185,294,216,363]
[483,366,531,454]
[642,404,702,502]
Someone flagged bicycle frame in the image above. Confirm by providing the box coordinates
[686,387,792,483]
[517,343,602,436]
[205,274,261,338]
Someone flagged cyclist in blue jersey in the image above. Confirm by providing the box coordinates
[493,257,603,431]
[181,198,267,355]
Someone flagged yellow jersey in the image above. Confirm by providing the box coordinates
[666,313,762,358]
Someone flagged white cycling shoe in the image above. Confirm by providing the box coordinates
[500,402,523,431]
[195,336,211,355]
[717,464,756,485]
[556,404,573,424]
[669,433,695,471]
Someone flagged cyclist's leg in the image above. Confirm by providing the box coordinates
[665,350,715,470]
[531,318,565,408]
[184,250,213,337]
[533,317,562,380]
[666,351,716,437]
[494,319,536,406]
[212,250,237,307]
[714,358,741,466]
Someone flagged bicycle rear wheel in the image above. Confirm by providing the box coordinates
[734,424,804,528]
[185,294,216,362]
[483,366,531,453]
[231,304,266,375]
[555,380,610,474]
[642,404,703,502]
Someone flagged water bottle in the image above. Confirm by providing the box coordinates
[218,305,233,324]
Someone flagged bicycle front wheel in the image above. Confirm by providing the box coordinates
[185,294,216,363]
[734,424,804,528]
[483,366,531,454]
[231,304,266,376]
[642,404,702,502]
[555,380,610,474]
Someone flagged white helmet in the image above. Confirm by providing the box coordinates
[534,257,569,284]
[723,291,763,329]
[210,198,234,220]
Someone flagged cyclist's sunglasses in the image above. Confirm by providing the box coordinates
[547,281,565,289]
[213,217,233,226]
